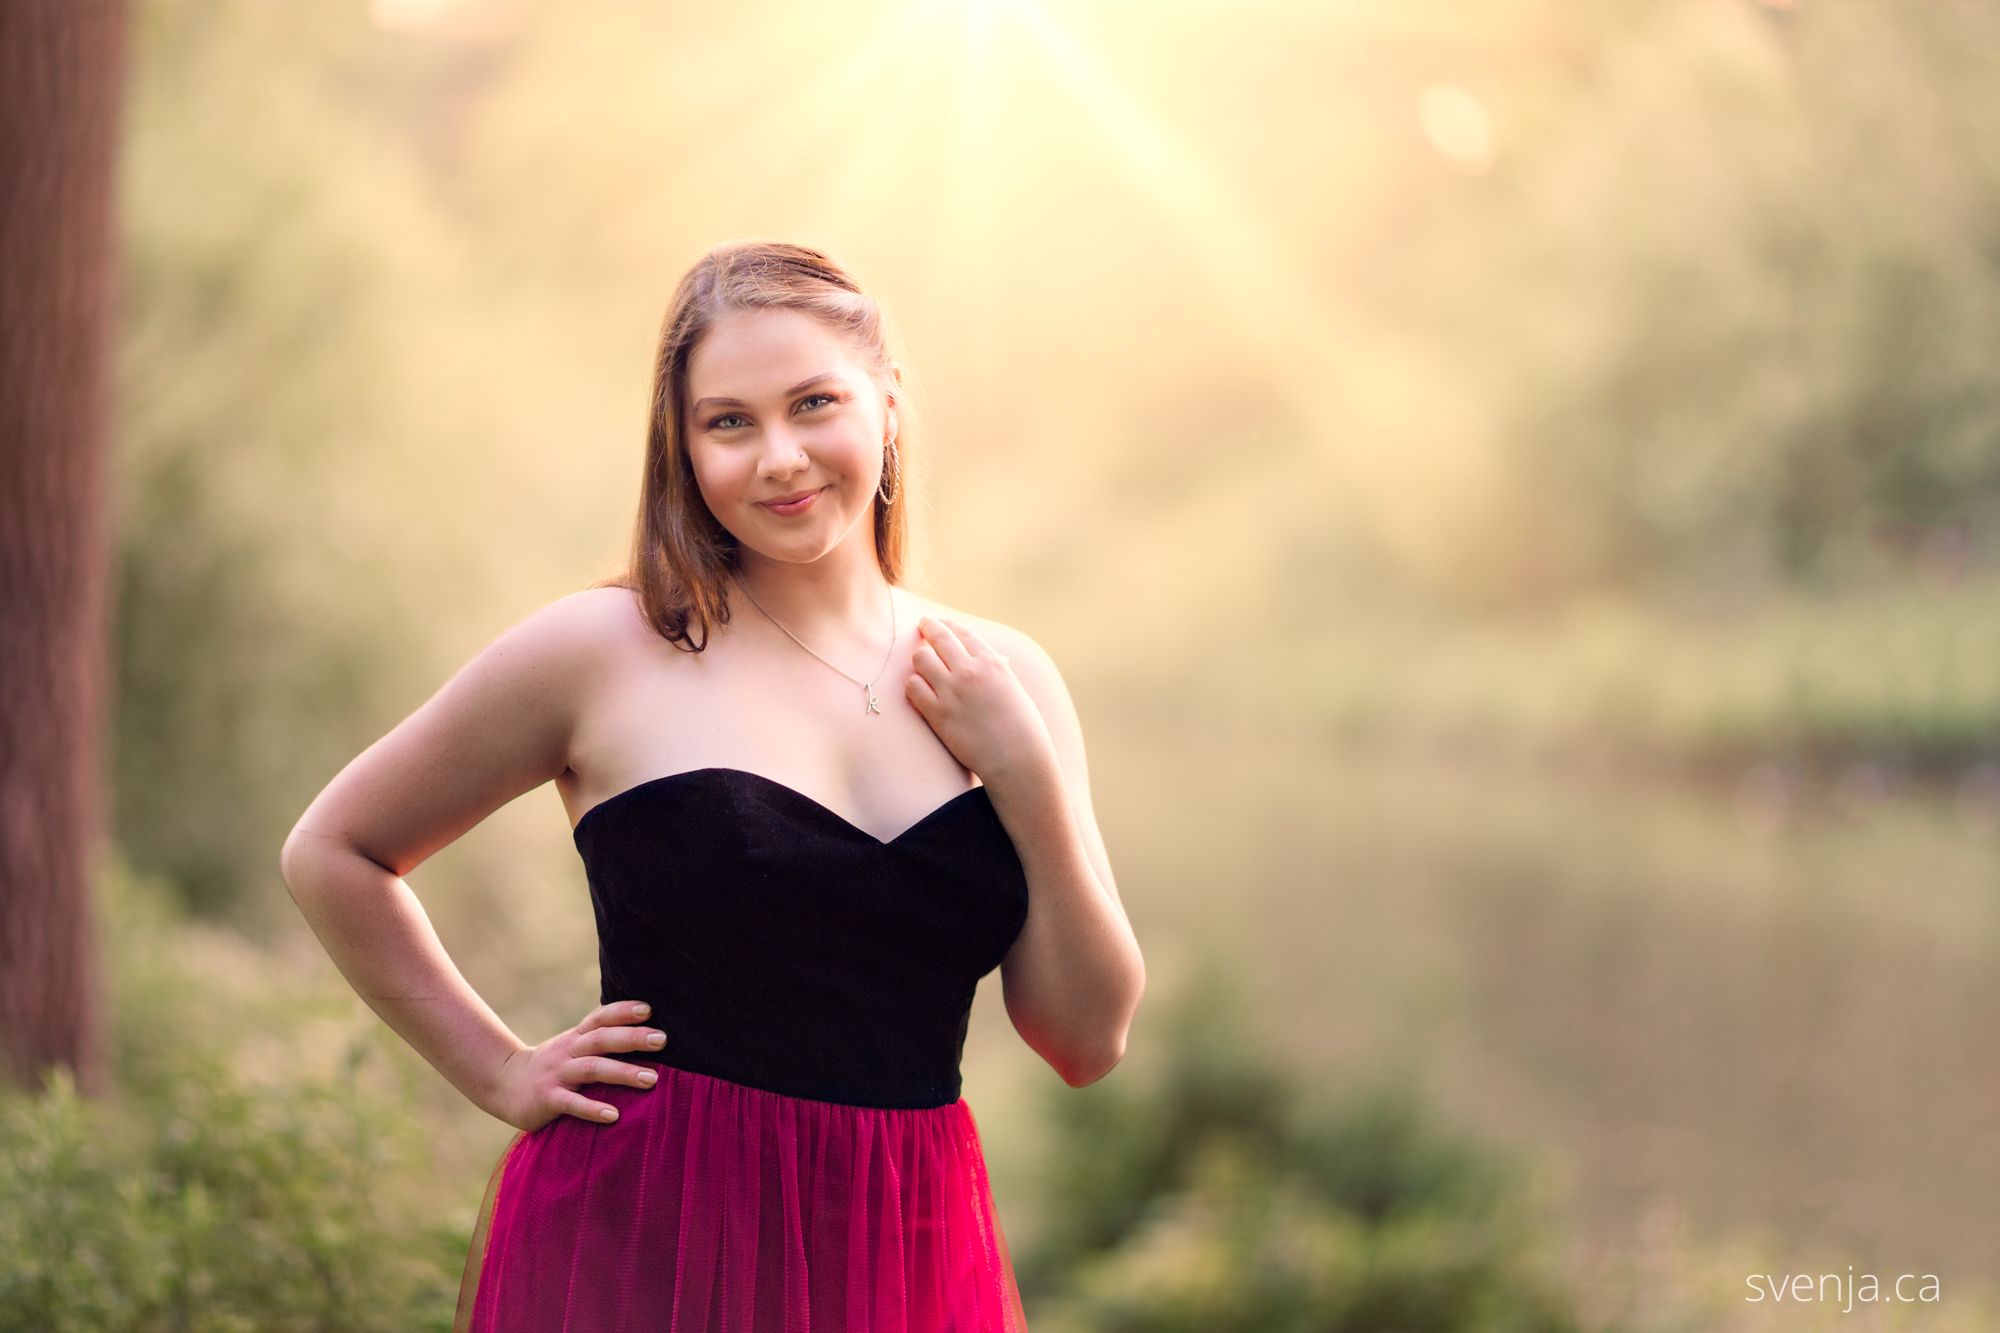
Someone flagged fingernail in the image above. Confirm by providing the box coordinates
[601,1107,618,1122]
[639,1070,658,1086]
[648,1032,666,1048]
[633,1003,650,1018]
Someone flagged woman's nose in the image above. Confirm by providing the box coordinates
[757,427,809,474]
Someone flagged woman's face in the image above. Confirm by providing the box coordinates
[682,306,894,565]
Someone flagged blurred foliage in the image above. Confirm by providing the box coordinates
[0,858,465,1330]
[0,1060,460,1332]
[107,0,2000,919]
[1008,958,2000,1331]
[1278,569,2000,782]
[114,0,462,921]
[82,0,2000,1318]
[8,861,1992,1327]
[1356,1,2000,610]
[5,869,1601,1331]
[1016,958,1588,1332]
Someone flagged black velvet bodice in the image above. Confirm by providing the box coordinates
[572,767,1031,1110]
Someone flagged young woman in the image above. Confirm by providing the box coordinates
[279,240,1146,1331]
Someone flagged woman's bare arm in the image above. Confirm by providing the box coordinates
[278,589,662,1128]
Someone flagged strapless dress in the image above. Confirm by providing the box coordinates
[457,766,1033,1332]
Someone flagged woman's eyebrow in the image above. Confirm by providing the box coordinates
[693,372,845,414]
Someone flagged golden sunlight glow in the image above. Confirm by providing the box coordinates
[1417,84,1496,173]
[371,0,453,30]
[1002,0,1355,389]
[915,0,1473,538]
[371,0,513,34]
[519,0,1549,568]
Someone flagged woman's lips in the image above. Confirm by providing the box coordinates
[760,486,825,516]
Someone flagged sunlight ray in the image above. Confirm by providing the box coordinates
[669,1,944,195]
[1001,0,1364,449]
[925,0,1006,372]
[810,38,965,253]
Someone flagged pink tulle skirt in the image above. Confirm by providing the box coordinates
[457,1061,1030,1331]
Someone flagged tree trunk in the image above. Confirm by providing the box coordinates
[0,0,128,1097]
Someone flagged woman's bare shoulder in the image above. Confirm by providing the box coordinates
[513,584,653,651]
[899,589,1051,670]
[478,586,658,706]
[555,583,652,637]
[899,587,989,631]
[283,586,647,876]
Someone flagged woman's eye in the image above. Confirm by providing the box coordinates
[707,394,837,432]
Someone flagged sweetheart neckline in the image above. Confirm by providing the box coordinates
[571,766,992,849]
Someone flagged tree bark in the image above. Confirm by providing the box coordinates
[0,0,128,1097]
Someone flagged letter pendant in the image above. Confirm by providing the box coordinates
[865,690,881,715]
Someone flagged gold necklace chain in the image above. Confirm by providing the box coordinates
[731,574,898,716]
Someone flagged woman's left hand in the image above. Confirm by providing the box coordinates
[907,616,1054,785]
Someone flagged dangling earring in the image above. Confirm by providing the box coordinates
[876,434,901,504]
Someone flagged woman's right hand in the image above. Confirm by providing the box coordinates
[484,1000,668,1132]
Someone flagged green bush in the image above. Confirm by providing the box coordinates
[0,857,466,1331]
[1019,961,1589,1332]
[0,1051,462,1332]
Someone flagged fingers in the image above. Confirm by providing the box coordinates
[556,1050,659,1124]
[940,617,998,659]
[911,612,1015,709]
[577,999,653,1033]
[555,1051,658,1130]
[916,616,972,669]
[570,1023,668,1057]
[942,619,1014,671]
[556,1002,666,1124]
[565,1054,660,1091]
[911,639,944,687]
[557,1086,622,1124]
[924,616,1017,675]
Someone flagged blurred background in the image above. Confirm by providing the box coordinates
[6,0,2000,1327]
